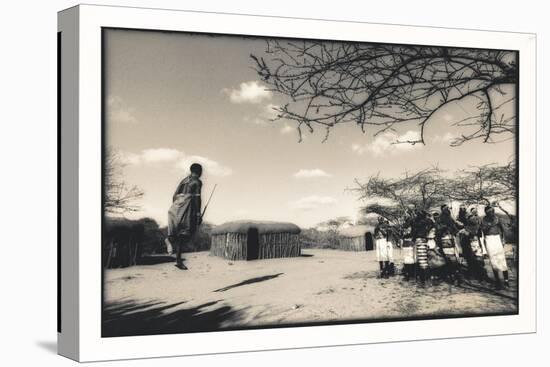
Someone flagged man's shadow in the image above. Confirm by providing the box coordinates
[213,273,284,292]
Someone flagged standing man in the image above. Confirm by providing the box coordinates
[464,207,487,282]
[374,216,390,278]
[411,210,434,286]
[457,204,470,266]
[426,211,446,283]
[166,163,203,270]
[401,208,416,281]
[435,204,463,285]
[481,204,509,289]
[385,218,397,276]
[457,204,468,224]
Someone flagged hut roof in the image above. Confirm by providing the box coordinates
[212,220,301,235]
[338,224,375,238]
[105,217,144,231]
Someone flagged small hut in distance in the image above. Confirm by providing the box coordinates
[338,225,375,252]
[210,220,301,261]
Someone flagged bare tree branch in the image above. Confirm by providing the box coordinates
[352,166,450,214]
[447,161,517,214]
[105,148,144,214]
[252,42,517,145]
[353,162,517,227]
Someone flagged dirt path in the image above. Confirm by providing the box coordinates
[103,249,517,337]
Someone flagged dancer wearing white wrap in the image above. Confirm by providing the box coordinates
[481,205,509,289]
[374,216,391,278]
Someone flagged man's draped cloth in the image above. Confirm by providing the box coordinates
[167,175,202,240]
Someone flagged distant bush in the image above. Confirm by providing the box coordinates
[104,217,163,268]
[104,217,214,268]
[299,228,341,249]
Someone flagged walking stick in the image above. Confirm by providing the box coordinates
[201,184,217,220]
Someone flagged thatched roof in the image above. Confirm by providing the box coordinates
[105,217,137,227]
[212,220,301,235]
[338,225,375,238]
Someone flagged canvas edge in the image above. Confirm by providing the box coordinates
[57,5,80,362]
[66,4,537,362]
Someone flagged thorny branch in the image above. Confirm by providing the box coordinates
[252,42,517,145]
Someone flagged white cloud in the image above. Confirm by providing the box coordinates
[433,132,457,144]
[293,169,332,179]
[141,148,183,163]
[134,204,168,227]
[224,81,272,104]
[120,148,233,177]
[280,124,294,134]
[396,130,423,147]
[119,151,142,166]
[107,96,137,124]
[120,148,183,166]
[351,143,368,155]
[352,130,423,157]
[177,155,233,177]
[247,103,280,125]
[290,195,337,211]
[263,103,279,120]
[443,113,454,122]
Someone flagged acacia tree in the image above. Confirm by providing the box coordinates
[354,163,516,230]
[252,41,516,144]
[353,167,449,212]
[105,148,144,215]
[360,203,404,226]
[318,216,352,246]
[448,161,517,219]
[352,167,449,236]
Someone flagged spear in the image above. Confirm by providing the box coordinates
[201,184,217,220]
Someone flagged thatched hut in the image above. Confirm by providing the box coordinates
[104,218,146,268]
[210,220,301,260]
[338,225,375,251]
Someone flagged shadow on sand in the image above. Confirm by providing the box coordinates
[213,273,284,293]
[136,255,177,266]
[102,299,244,337]
[457,280,518,301]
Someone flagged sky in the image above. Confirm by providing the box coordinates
[104,29,516,228]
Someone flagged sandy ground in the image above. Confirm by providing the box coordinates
[103,249,517,337]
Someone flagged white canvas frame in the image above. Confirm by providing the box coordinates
[57,4,537,362]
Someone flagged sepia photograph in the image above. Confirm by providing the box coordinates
[101,28,519,337]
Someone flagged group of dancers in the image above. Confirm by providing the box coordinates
[373,203,511,290]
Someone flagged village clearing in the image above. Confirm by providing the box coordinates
[103,249,517,337]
